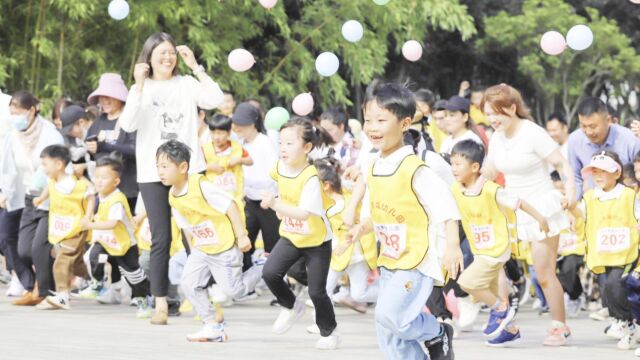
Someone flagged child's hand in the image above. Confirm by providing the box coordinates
[568,211,577,232]
[538,218,550,235]
[80,218,92,231]
[260,191,276,209]
[343,165,361,182]
[631,120,640,138]
[333,241,352,256]
[237,234,252,253]
[33,196,44,207]
[207,162,225,175]
[132,214,145,227]
[228,157,242,168]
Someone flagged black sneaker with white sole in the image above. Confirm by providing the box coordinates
[425,322,454,360]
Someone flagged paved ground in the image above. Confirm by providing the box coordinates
[0,284,634,360]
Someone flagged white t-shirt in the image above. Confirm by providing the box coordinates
[361,146,461,283]
[277,162,333,243]
[440,129,483,155]
[171,179,233,229]
[241,133,278,201]
[0,91,11,142]
[488,120,558,197]
[100,189,136,245]
[119,75,224,183]
[577,183,640,220]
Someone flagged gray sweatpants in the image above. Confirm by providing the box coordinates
[181,246,262,322]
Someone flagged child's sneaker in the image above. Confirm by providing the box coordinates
[565,294,582,318]
[305,299,315,308]
[96,286,121,305]
[486,329,521,347]
[35,299,57,310]
[307,324,320,334]
[5,275,25,297]
[590,307,609,321]
[483,305,516,339]
[542,324,571,346]
[425,322,454,360]
[606,319,630,340]
[135,297,153,319]
[315,330,340,350]
[74,280,104,299]
[635,347,640,356]
[272,300,305,334]
[234,291,259,303]
[457,296,480,329]
[186,323,228,342]
[45,294,70,310]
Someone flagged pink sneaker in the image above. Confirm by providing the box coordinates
[543,325,571,346]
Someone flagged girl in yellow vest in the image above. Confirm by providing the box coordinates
[84,156,152,319]
[551,172,587,319]
[315,158,378,316]
[259,117,340,350]
[570,151,639,348]
[343,82,463,359]
[33,145,94,310]
[156,140,261,342]
[202,114,252,204]
[450,140,549,346]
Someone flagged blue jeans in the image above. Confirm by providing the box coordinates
[375,268,441,360]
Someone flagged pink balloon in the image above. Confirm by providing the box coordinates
[259,0,278,9]
[631,0,640,4]
[228,49,255,72]
[540,31,566,56]
[402,40,423,62]
[292,93,314,116]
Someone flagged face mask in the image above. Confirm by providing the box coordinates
[9,114,29,131]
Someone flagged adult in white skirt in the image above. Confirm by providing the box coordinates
[480,84,575,347]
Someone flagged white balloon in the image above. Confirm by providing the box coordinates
[315,52,340,77]
[341,20,364,43]
[108,0,129,21]
[566,24,593,51]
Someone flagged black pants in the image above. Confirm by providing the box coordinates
[0,208,35,290]
[90,243,150,298]
[504,258,523,283]
[139,182,171,297]
[602,267,632,321]
[244,198,281,271]
[17,196,54,296]
[262,238,336,337]
[557,255,584,300]
[427,287,452,320]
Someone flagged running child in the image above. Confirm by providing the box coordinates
[156,140,262,341]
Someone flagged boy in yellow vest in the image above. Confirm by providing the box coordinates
[34,145,94,310]
[156,140,261,342]
[450,140,549,346]
[202,114,252,203]
[343,82,463,360]
[85,156,152,318]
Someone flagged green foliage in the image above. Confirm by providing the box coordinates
[478,0,640,126]
[0,0,476,115]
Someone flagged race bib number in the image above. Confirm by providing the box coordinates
[214,172,237,193]
[282,216,310,235]
[139,219,152,247]
[558,233,578,254]
[190,221,219,247]
[470,224,495,250]
[596,227,630,253]
[374,224,407,260]
[94,230,121,251]
[50,215,75,239]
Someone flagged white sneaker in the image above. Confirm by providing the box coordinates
[606,319,630,340]
[307,324,320,334]
[635,347,640,356]
[457,296,480,329]
[305,299,315,308]
[590,307,609,321]
[186,323,228,342]
[45,294,70,310]
[135,297,153,319]
[234,291,259,303]
[35,299,58,310]
[74,280,103,299]
[532,298,543,310]
[315,331,340,350]
[96,286,122,305]
[209,285,233,307]
[564,294,582,318]
[6,275,25,297]
[273,300,305,334]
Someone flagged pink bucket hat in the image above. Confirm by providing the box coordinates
[87,73,129,105]
[581,151,622,177]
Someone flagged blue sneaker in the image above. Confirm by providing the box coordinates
[486,329,521,347]
[483,305,516,338]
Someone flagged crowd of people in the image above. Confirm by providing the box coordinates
[1,31,640,359]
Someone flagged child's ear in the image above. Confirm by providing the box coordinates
[303,141,313,154]
[114,177,121,187]
[472,162,481,173]
[400,116,412,132]
[179,161,189,174]
[322,182,331,192]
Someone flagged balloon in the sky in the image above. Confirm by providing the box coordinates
[265,107,290,130]
[566,24,594,51]
[315,52,340,77]
[540,31,566,55]
[259,0,278,10]
[342,20,364,43]
[228,49,255,72]
[402,40,423,62]
[108,0,129,20]
[292,93,314,116]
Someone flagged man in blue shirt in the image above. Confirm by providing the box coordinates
[568,97,640,199]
